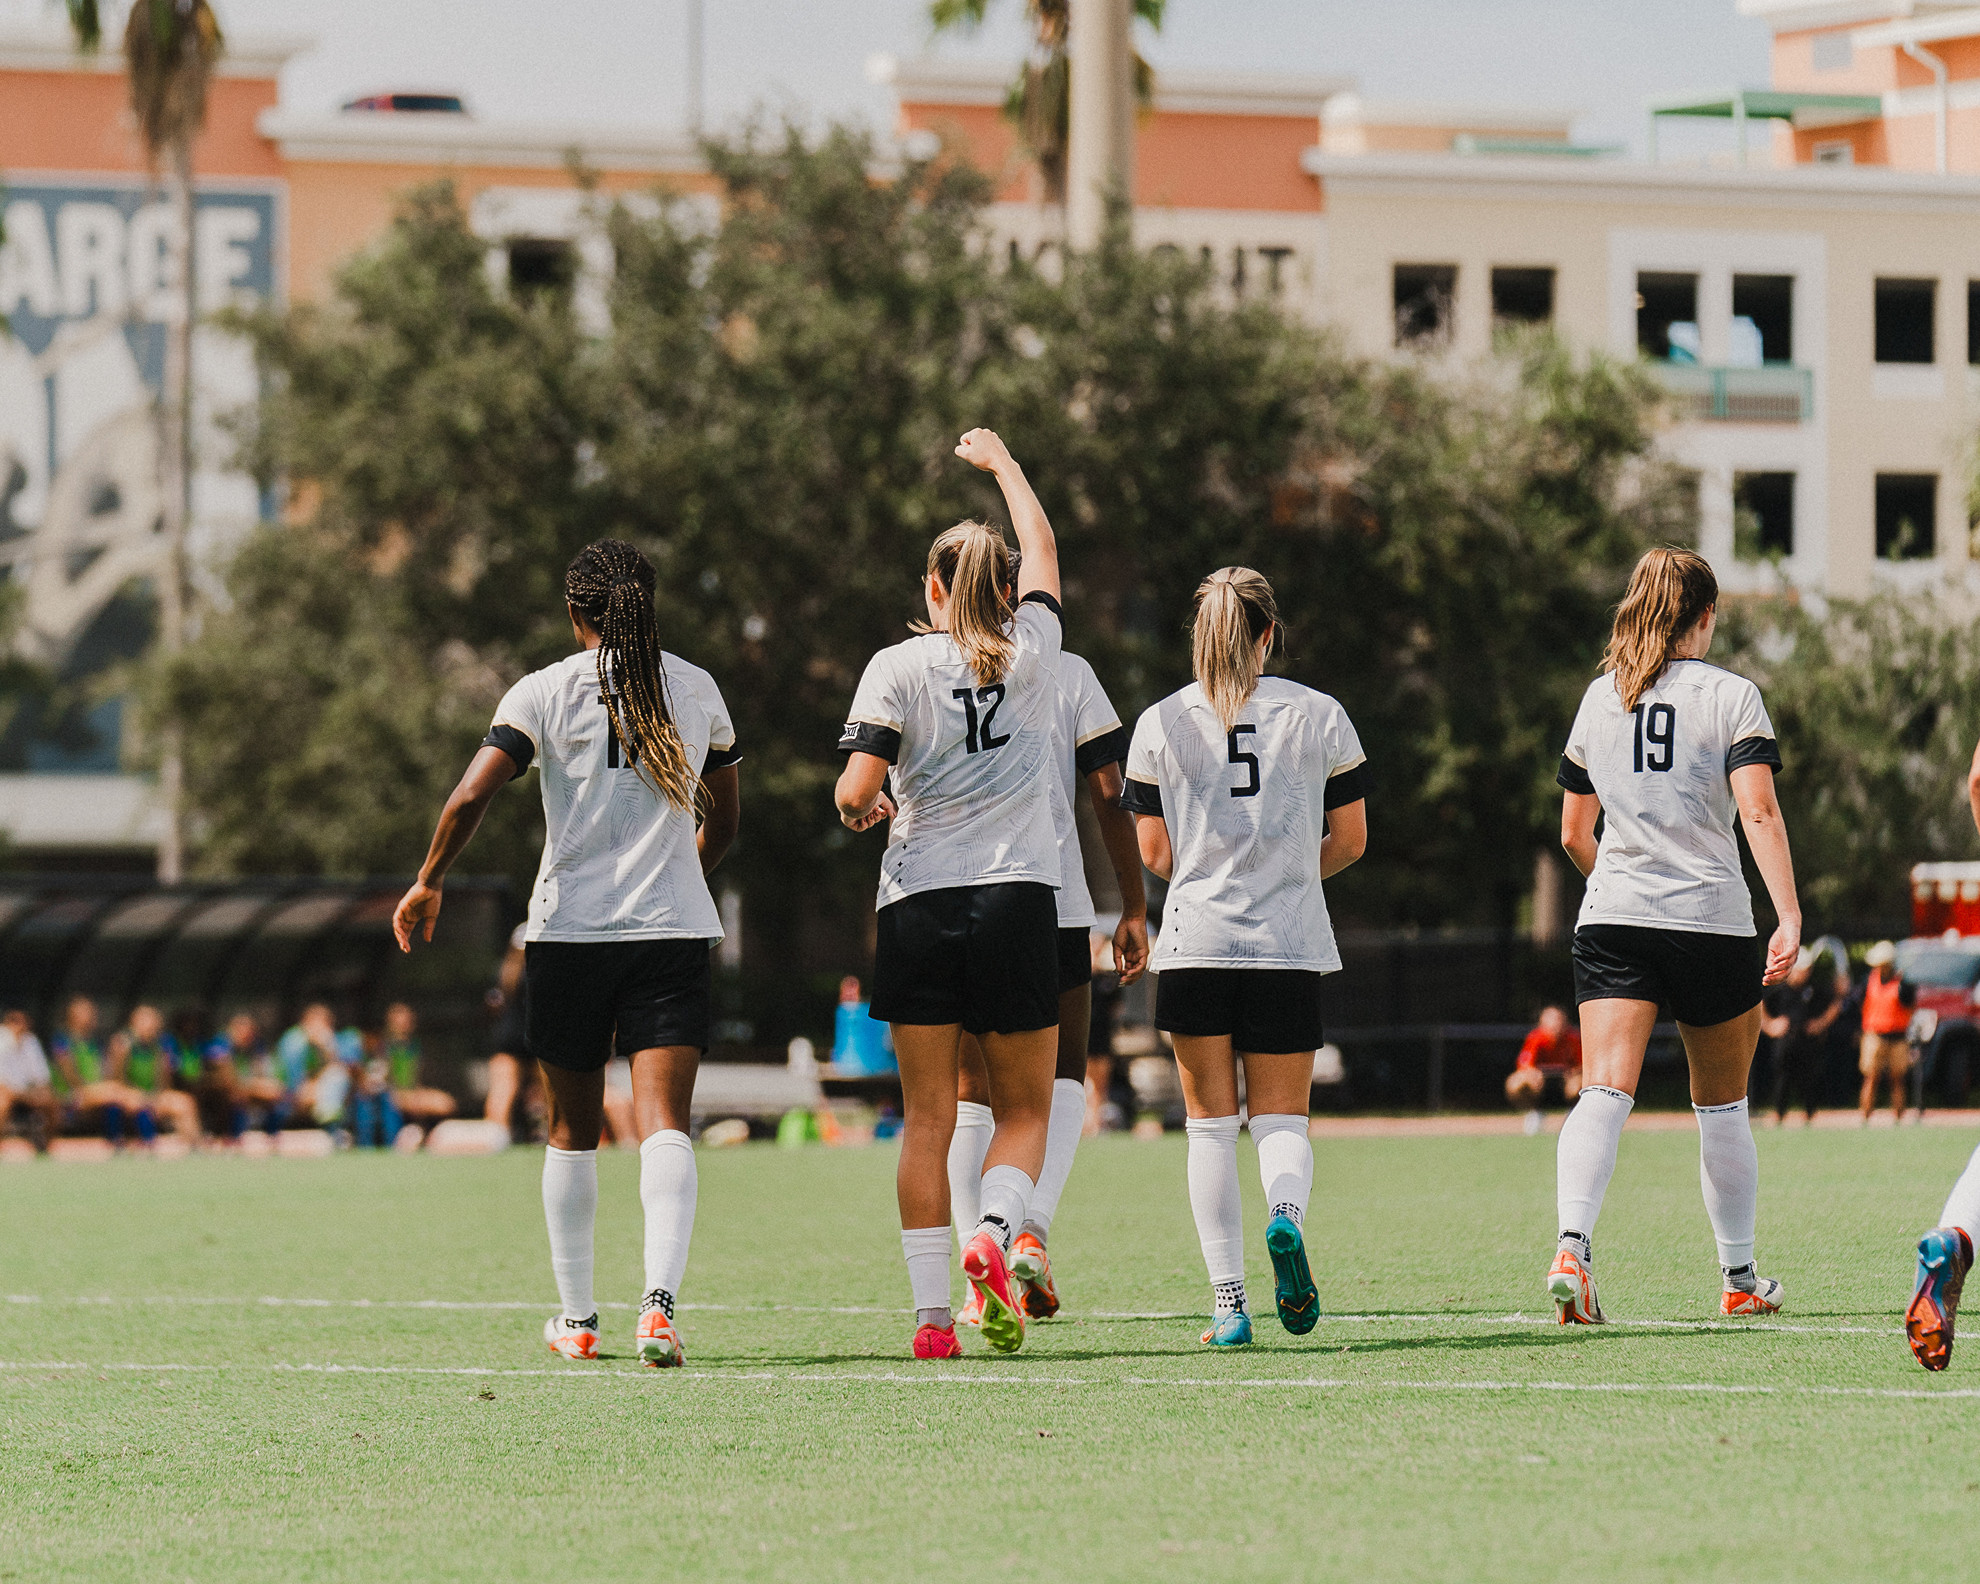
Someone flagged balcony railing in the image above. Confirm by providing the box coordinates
[1647,362,1813,423]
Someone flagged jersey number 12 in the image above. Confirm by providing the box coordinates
[1631,703,1674,773]
[953,685,1009,754]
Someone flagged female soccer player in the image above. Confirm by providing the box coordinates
[835,427,1065,1360]
[948,572,1150,1326]
[1549,546,1800,1325]
[393,538,740,1369]
[1122,568,1368,1347]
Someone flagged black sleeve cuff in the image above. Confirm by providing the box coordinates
[1020,589,1062,620]
[483,725,535,777]
[837,722,902,763]
[1556,754,1594,796]
[1119,777,1163,816]
[1726,736,1783,775]
[1075,725,1131,779]
[702,742,743,773]
[1322,761,1369,810]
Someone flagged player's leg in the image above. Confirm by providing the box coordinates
[1908,1141,1980,1370]
[894,1022,966,1357]
[949,1035,994,1276]
[1505,1066,1541,1108]
[1550,998,1655,1323]
[1009,966,1092,1320]
[1888,1039,1910,1124]
[1235,972,1323,1336]
[1173,1031,1250,1346]
[630,1043,700,1367]
[1858,1032,1879,1123]
[1679,1006,1779,1314]
[484,1052,523,1129]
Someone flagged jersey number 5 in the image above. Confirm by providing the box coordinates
[954,685,1010,754]
[1227,725,1260,797]
[1632,703,1675,773]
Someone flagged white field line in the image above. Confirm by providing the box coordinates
[0,1293,1903,1338]
[0,1359,1974,1400]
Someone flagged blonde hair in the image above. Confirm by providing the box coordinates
[914,521,1015,688]
[1191,567,1278,731]
[1603,546,1719,713]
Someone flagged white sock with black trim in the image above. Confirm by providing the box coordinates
[947,1101,994,1245]
[1556,1085,1633,1246]
[639,1128,696,1302]
[1249,1112,1313,1228]
[1186,1114,1244,1304]
[974,1164,1033,1252]
[541,1145,598,1322]
[901,1226,953,1328]
[1695,1097,1759,1274]
[1023,1079,1087,1239]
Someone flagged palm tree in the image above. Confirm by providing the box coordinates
[929,0,1163,204]
[67,0,224,884]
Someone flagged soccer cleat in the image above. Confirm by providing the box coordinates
[543,1313,599,1360]
[636,1297,685,1369]
[1265,1214,1319,1335]
[1201,1309,1254,1347]
[961,1231,1026,1354]
[1720,1275,1784,1317]
[1547,1245,1605,1325]
[913,1322,964,1360]
[1906,1227,1974,1373]
[959,1285,984,1328]
[1009,1230,1061,1320]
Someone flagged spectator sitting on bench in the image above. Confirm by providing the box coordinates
[383,1002,455,1136]
[51,995,153,1147]
[275,1003,348,1128]
[0,1007,58,1151]
[1505,1005,1583,1127]
[204,1012,290,1135]
[347,1018,401,1149]
[111,1004,203,1146]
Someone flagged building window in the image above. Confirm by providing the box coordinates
[1490,267,1554,327]
[1969,281,1980,365]
[1393,263,1456,349]
[1732,274,1793,364]
[1876,473,1937,560]
[1875,277,1936,364]
[507,238,577,300]
[1733,472,1794,559]
[1637,272,1698,361]
[1812,140,1854,165]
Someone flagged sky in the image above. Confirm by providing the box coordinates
[6,0,1778,161]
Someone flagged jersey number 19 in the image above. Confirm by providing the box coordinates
[1631,703,1675,773]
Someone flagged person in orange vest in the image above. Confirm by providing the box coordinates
[1858,941,1914,1125]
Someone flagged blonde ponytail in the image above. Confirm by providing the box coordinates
[1603,546,1718,713]
[1191,567,1278,732]
[913,521,1015,688]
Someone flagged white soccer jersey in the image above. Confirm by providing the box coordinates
[1122,676,1367,973]
[486,648,740,942]
[1558,660,1781,936]
[838,594,1065,909]
[1048,650,1130,929]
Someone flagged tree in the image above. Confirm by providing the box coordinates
[66,0,225,882]
[928,0,1165,202]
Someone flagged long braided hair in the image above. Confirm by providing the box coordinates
[564,539,702,814]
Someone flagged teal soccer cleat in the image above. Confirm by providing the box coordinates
[1265,1214,1319,1335]
[1200,1308,1254,1347]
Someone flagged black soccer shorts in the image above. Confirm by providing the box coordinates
[872,883,1059,1036]
[1571,924,1763,1028]
[524,938,715,1070]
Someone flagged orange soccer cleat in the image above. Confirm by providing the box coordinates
[1009,1230,1060,1320]
[961,1231,1026,1354]
[636,1294,686,1369]
[1719,1273,1784,1317]
[543,1313,600,1360]
[959,1284,984,1328]
[1547,1244,1605,1326]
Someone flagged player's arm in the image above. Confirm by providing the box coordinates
[956,428,1058,605]
[1731,763,1802,986]
[393,745,521,951]
[697,764,740,875]
[1085,762,1149,986]
[1561,791,1601,878]
[835,753,896,832]
[1134,814,1173,882]
[1320,799,1366,880]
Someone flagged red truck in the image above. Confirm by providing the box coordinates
[1901,862,1980,1101]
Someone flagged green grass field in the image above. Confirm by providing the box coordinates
[4,1124,1978,1582]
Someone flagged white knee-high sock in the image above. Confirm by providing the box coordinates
[948,1100,994,1244]
[541,1146,598,1320]
[1249,1112,1312,1227]
[974,1163,1033,1251]
[1023,1079,1087,1238]
[639,1128,697,1300]
[1186,1114,1245,1309]
[1556,1085,1633,1242]
[901,1226,953,1324]
[1696,1099,1760,1271]
[1938,1142,1980,1243]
